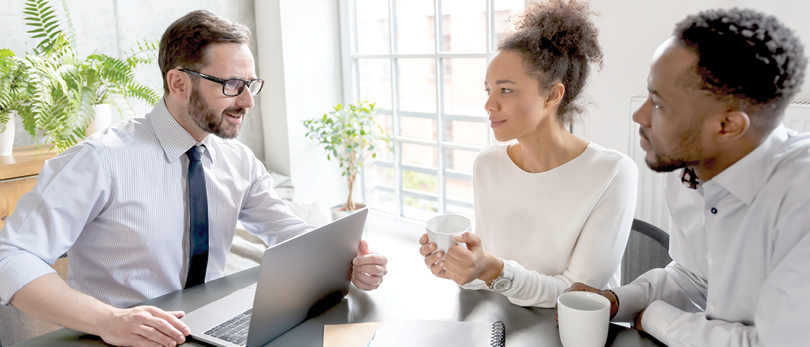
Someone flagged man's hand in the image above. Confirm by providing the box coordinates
[443,232,503,286]
[97,306,189,347]
[418,233,449,279]
[556,282,620,321]
[10,273,190,347]
[351,239,388,291]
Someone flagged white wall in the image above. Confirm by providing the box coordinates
[0,0,266,159]
[255,0,347,209]
[574,0,810,155]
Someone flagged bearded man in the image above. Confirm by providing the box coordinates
[0,10,388,347]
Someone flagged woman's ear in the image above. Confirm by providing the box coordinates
[546,82,565,108]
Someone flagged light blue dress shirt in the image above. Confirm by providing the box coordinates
[0,100,312,308]
[612,125,810,346]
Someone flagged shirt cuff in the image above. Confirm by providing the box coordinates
[610,283,650,322]
[0,251,58,305]
[460,278,488,290]
[641,300,684,346]
[497,259,525,296]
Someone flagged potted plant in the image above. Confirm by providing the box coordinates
[75,42,161,137]
[0,49,29,156]
[303,101,392,218]
[2,0,161,153]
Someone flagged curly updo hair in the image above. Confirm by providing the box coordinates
[674,8,807,130]
[499,0,603,125]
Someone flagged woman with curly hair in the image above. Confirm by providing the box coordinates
[419,0,638,307]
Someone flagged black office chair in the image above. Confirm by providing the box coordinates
[621,219,672,285]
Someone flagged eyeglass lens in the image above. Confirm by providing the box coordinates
[223,79,263,96]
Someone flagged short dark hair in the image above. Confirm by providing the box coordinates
[674,8,807,130]
[499,0,603,125]
[159,10,251,94]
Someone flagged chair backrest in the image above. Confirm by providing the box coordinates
[621,219,672,285]
[0,256,69,347]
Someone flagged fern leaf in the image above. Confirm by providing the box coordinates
[24,0,65,56]
[60,0,77,49]
[125,82,161,106]
[125,38,160,67]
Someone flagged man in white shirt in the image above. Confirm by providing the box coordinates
[565,8,810,346]
[0,10,388,347]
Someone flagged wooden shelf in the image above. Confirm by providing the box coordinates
[0,144,57,181]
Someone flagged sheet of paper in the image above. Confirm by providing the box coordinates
[368,319,496,347]
[323,322,383,347]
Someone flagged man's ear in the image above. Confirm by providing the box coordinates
[166,67,191,100]
[715,110,750,142]
[545,82,565,108]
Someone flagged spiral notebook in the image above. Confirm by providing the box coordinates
[367,319,506,347]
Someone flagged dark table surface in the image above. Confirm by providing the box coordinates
[17,232,666,347]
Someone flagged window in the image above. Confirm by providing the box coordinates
[342,0,526,223]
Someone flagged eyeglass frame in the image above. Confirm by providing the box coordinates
[179,68,264,97]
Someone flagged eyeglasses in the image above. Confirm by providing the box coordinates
[179,69,265,97]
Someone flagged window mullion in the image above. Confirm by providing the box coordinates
[487,0,495,58]
[386,0,405,217]
[434,0,446,215]
[488,0,497,146]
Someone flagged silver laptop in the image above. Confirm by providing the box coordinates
[181,207,369,347]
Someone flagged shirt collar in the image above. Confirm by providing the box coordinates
[709,124,791,205]
[148,98,217,164]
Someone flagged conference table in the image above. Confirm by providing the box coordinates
[17,232,666,347]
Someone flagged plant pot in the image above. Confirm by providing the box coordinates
[85,104,112,137]
[330,203,367,221]
[0,111,15,157]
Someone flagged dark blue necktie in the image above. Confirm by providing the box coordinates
[185,145,209,288]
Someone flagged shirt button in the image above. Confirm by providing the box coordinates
[710,207,717,214]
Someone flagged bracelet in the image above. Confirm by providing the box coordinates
[606,289,619,319]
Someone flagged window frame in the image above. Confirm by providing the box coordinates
[339,0,528,226]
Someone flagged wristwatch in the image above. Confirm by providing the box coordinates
[489,261,514,292]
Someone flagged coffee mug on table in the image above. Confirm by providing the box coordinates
[425,214,471,259]
[557,291,611,347]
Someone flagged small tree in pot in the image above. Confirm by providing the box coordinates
[303,101,391,212]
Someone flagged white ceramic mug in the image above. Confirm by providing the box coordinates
[425,214,471,258]
[557,291,611,347]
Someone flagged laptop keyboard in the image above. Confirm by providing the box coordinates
[203,309,252,346]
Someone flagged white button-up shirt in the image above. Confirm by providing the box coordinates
[612,124,810,346]
[0,100,312,308]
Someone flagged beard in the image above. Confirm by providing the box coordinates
[640,126,703,173]
[188,87,246,139]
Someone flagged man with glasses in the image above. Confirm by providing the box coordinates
[0,10,388,347]
[564,8,810,346]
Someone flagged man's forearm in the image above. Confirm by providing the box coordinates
[611,262,707,322]
[10,273,118,337]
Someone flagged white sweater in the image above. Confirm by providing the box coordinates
[462,142,638,307]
